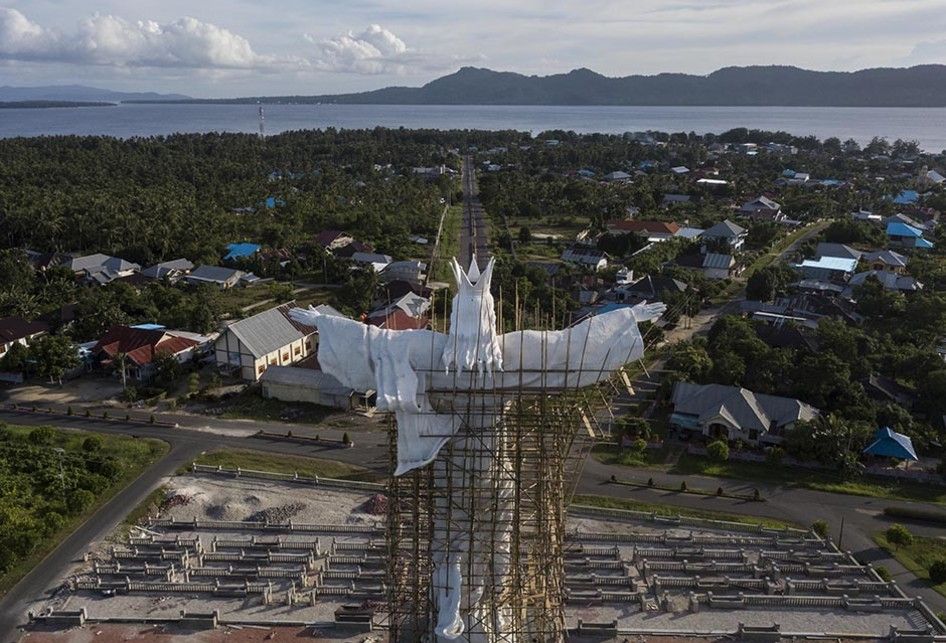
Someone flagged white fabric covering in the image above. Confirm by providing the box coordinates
[289,260,664,642]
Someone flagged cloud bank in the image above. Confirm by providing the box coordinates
[0,9,462,74]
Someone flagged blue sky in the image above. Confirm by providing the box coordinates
[1,0,945,97]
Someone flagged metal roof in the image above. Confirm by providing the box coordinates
[798,256,858,272]
[671,382,819,433]
[863,426,918,461]
[703,219,746,238]
[226,304,316,358]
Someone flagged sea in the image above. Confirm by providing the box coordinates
[2,103,946,151]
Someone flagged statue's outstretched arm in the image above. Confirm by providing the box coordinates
[631,301,668,323]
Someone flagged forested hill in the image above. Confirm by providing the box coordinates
[130,65,946,107]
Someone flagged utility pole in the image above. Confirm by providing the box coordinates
[838,515,845,549]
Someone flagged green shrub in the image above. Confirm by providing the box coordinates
[28,426,55,445]
[342,432,350,445]
[706,440,730,462]
[66,406,73,416]
[630,438,647,453]
[885,524,914,549]
[81,436,103,453]
[929,560,946,585]
[680,481,688,492]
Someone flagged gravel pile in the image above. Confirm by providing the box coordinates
[361,494,388,515]
[247,502,306,523]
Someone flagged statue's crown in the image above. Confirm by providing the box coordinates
[450,255,494,292]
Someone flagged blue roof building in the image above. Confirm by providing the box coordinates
[886,221,934,250]
[892,190,919,205]
[224,243,261,261]
[264,197,286,209]
[863,426,918,461]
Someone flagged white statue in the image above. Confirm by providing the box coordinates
[290,256,663,641]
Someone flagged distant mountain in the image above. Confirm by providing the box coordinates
[149,65,946,107]
[0,85,191,103]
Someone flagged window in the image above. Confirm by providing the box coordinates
[293,346,301,355]
[282,352,289,361]
[258,365,265,374]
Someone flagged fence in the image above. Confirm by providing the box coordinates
[189,463,384,492]
[567,504,809,536]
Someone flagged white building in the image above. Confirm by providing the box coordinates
[215,303,344,382]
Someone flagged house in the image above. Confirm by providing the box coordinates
[65,253,141,285]
[91,325,200,382]
[380,260,426,285]
[313,230,355,252]
[351,252,393,272]
[853,209,882,224]
[740,196,784,221]
[561,245,608,271]
[847,270,922,293]
[140,258,194,283]
[670,166,690,175]
[603,170,632,182]
[0,316,49,359]
[886,221,934,250]
[367,292,430,330]
[701,220,747,252]
[669,382,819,446]
[862,374,918,409]
[892,190,920,206]
[862,249,908,273]
[815,243,862,261]
[793,256,858,283]
[260,364,372,411]
[610,274,687,304]
[863,426,918,462]
[925,169,946,185]
[184,265,248,289]
[214,303,340,382]
[606,220,680,242]
[224,243,261,261]
[662,193,691,207]
[701,252,738,280]
[696,178,729,191]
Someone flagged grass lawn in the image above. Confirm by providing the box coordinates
[592,443,671,469]
[668,452,946,505]
[187,449,377,482]
[874,533,946,598]
[571,493,797,530]
[0,424,168,597]
[192,387,339,425]
[429,204,462,284]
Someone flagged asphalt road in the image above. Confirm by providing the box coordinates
[458,155,490,270]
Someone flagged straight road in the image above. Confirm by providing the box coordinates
[0,439,198,642]
[458,155,490,270]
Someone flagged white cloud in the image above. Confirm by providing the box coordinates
[0,8,295,70]
[308,24,474,75]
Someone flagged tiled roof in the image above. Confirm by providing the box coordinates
[93,325,198,367]
[0,316,49,343]
[608,220,681,235]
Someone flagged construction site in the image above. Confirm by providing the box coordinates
[23,463,946,643]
